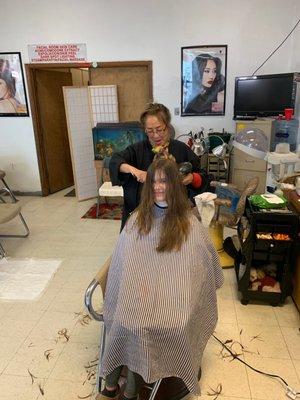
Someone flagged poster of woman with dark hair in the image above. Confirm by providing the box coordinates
[181,46,227,116]
[0,52,29,116]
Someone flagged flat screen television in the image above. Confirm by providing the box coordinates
[233,73,298,119]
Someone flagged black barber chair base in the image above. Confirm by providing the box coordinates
[139,377,189,400]
[120,367,201,400]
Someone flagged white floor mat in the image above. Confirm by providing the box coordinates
[0,258,62,300]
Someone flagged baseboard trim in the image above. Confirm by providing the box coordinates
[12,191,43,197]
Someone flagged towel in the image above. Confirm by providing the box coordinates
[194,192,217,228]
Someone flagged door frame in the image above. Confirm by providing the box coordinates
[26,62,91,195]
[25,61,153,196]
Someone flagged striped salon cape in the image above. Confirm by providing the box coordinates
[100,206,224,395]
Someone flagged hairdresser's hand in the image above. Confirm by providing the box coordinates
[131,167,147,183]
[182,173,193,185]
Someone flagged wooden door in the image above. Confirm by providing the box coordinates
[90,62,152,121]
[35,69,74,193]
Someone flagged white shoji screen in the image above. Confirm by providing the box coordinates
[63,87,98,201]
[88,85,119,126]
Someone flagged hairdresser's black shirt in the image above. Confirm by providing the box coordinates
[109,138,209,229]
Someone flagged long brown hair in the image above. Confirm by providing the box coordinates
[135,159,191,252]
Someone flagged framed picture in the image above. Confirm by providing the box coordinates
[181,45,227,116]
[0,52,29,117]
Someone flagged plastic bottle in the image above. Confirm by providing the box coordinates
[270,109,299,152]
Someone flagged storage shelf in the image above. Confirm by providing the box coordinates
[235,199,298,306]
[201,153,230,182]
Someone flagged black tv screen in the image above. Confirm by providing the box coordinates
[234,73,296,118]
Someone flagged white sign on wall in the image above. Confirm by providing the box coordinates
[28,43,87,63]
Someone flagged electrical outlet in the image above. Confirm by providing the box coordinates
[174,107,180,115]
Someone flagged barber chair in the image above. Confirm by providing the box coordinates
[209,177,259,268]
[84,257,200,400]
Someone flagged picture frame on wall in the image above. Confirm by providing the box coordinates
[181,45,227,116]
[0,52,29,117]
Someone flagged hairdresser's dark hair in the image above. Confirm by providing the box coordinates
[140,102,171,129]
[192,53,222,90]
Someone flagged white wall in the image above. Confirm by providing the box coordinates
[291,3,300,72]
[290,5,300,141]
[0,0,299,191]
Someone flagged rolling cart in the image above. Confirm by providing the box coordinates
[235,199,299,306]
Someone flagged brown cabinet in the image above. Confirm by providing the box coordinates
[232,147,267,171]
[232,169,267,195]
[230,119,275,193]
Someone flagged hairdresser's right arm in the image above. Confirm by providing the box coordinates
[119,163,147,183]
[109,144,147,186]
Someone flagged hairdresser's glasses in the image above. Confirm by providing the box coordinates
[145,125,167,135]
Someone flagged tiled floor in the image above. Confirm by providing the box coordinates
[0,189,299,400]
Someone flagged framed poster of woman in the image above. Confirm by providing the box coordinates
[181,45,227,116]
[0,52,29,116]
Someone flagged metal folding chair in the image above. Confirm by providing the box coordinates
[84,257,162,399]
[0,203,30,257]
[0,241,6,258]
[0,169,18,203]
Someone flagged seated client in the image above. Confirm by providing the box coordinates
[98,158,224,400]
